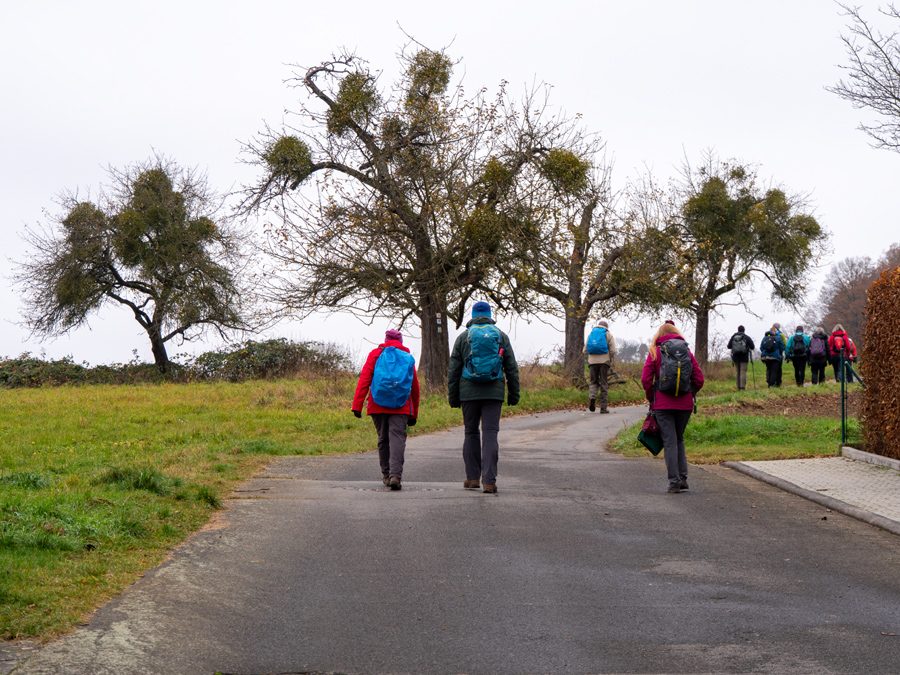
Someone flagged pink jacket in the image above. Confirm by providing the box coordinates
[641,334,705,411]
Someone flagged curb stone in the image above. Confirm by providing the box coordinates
[723,461,900,537]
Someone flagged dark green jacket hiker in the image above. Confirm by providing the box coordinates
[448,316,520,407]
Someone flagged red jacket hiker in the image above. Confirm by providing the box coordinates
[352,339,420,418]
[828,328,854,360]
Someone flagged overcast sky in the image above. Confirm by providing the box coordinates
[2,0,897,367]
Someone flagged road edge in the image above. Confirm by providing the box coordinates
[722,461,900,537]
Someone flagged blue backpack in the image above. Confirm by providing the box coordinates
[462,324,504,383]
[370,346,415,408]
[586,327,609,354]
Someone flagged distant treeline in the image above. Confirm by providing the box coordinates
[0,339,350,388]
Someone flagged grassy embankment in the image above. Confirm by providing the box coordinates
[0,359,857,639]
[609,360,861,463]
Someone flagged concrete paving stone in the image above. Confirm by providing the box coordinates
[736,457,900,524]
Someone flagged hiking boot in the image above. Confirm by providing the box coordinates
[382,476,391,487]
[483,483,497,494]
[389,476,401,491]
[600,409,610,414]
[463,479,480,489]
[667,485,681,494]
[680,480,689,490]
[589,398,596,412]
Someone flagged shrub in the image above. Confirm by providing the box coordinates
[189,338,351,381]
[861,267,900,458]
[0,339,350,388]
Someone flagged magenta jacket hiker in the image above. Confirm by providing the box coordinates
[641,333,705,410]
[352,339,420,418]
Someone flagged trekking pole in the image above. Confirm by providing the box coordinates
[750,353,757,389]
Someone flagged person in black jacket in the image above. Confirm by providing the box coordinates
[808,326,829,385]
[726,325,755,390]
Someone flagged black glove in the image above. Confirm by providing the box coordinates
[352,410,362,418]
[508,397,519,406]
[407,417,417,427]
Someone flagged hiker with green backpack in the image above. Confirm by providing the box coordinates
[760,326,786,387]
[351,329,420,491]
[448,301,520,495]
[785,325,811,387]
[641,322,705,494]
[726,325,755,390]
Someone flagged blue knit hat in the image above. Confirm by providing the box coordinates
[472,301,491,317]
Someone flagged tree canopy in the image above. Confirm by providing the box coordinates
[15,157,250,372]
[638,156,828,366]
[240,47,593,387]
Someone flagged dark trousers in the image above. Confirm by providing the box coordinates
[810,361,827,385]
[656,409,692,488]
[371,413,408,479]
[830,358,843,383]
[791,357,807,386]
[765,360,782,387]
[734,360,748,390]
[461,400,503,485]
[589,363,610,410]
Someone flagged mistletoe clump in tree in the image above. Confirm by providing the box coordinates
[15,157,250,372]
[240,46,586,388]
[645,155,828,366]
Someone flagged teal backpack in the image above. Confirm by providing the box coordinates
[462,324,505,383]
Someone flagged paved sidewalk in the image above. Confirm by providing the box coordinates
[727,453,900,536]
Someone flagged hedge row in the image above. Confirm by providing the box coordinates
[861,267,900,458]
[0,338,351,389]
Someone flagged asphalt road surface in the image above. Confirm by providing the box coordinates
[15,406,900,675]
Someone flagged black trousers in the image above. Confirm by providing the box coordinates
[765,360,782,387]
[810,360,827,385]
[791,357,807,386]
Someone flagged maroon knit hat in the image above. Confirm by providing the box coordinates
[385,329,403,343]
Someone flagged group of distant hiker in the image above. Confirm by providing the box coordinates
[726,323,860,390]
[350,304,705,496]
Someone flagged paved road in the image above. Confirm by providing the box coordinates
[14,406,900,675]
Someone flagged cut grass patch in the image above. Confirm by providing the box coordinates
[610,415,851,464]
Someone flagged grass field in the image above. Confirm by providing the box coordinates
[0,359,860,639]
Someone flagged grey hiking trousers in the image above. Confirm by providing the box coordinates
[370,413,408,479]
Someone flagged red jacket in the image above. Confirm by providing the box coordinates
[641,334,705,411]
[352,340,420,417]
[828,330,854,359]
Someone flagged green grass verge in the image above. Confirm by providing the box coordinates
[0,363,859,639]
[0,373,590,639]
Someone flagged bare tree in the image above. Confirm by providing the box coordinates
[829,3,900,152]
[501,142,672,384]
[14,157,251,372]
[239,46,588,388]
[809,243,900,350]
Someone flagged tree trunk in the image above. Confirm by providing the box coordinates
[563,304,589,389]
[148,323,171,373]
[418,294,450,392]
[694,309,710,369]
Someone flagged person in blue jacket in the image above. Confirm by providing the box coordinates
[785,325,810,387]
[760,326,786,387]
